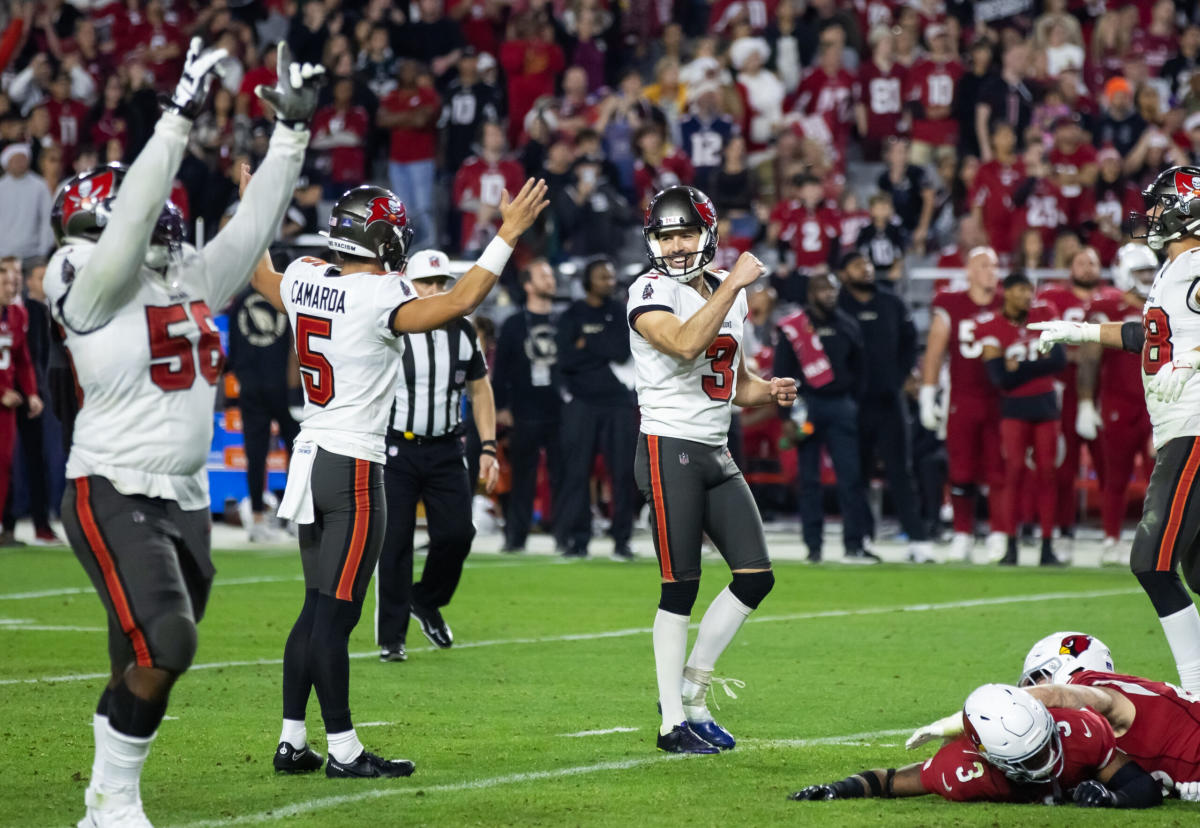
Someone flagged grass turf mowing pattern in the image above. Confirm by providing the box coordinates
[0,547,1195,826]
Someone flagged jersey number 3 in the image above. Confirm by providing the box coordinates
[1143,306,1173,376]
[146,302,223,392]
[702,334,738,401]
[296,314,335,406]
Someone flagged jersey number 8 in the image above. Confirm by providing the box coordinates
[1143,307,1173,376]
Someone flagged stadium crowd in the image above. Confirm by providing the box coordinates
[2,0,1200,563]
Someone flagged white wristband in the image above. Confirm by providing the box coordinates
[477,236,514,276]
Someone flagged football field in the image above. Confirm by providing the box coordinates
[2,533,1197,827]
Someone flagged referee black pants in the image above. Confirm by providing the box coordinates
[376,435,476,646]
[558,399,637,551]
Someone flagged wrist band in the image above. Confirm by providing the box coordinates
[477,236,514,276]
[481,439,497,447]
[481,447,497,457]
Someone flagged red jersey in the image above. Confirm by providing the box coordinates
[45,98,89,167]
[855,60,907,143]
[970,158,1024,255]
[383,86,440,163]
[129,21,185,91]
[774,203,840,271]
[240,67,277,120]
[446,0,500,56]
[633,150,695,212]
[311,105,370,185]
[920,707,1115,803]
[708,0,777,32]
[0,304,36,398]
[1013,178,1067,253]
[452,155,525,251]
[1088,294,1146,416]
[839,209,871,249]
[852,0,897,35]
[1130,31,1174,73]
[975,301,1062,398]
[904,58,963,146]
[1048,143,1098,200]
[793,66,855,142]
[931,288,1002,401]
[1070,670,1200,785]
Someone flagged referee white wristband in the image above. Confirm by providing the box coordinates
[477,236,514,276]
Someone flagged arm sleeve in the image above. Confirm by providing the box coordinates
[1121,320,1145,354]
[200,124,310,311]
[1108,761,1164,809]
[987,345,1067,390]
[58,111,192,334]
[555,306,584,372]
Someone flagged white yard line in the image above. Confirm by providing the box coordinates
[354,721,396,728]
[0,587,1141,687]
[172,727,910,827]
[560,726,640,737]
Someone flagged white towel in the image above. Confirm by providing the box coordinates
[277,439,317,524]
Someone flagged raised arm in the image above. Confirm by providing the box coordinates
[634,252,765,361]
[389,179,549,334]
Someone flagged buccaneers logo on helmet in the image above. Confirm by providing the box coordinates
[1174,171,1200,199]
[61,170,116,226]
[365,196,407,229]
[1059,634,1093,657]
[692,193,717,228]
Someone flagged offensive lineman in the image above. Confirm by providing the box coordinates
[1033,165,1200,695]
[253,178,548,777]
[45,41,322,827]
[627,186,797,753]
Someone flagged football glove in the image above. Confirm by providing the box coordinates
[788,785,838,801]
[255,41,326,129]
[918,384,942,432]
[1075,399,1102,440]
[1177,780,1200,801]
[1073,779,1117,808]
[166,37,228,119]
[1148,350,1200,404]
[1028,320,1101,354]
[905,712,964,750]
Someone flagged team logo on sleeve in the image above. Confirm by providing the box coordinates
[679,452,689,465]
[642,283,654,300]
[365,196,408,229]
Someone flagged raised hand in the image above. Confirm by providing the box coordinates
[255,42,326,129]
[727,251,766,289]
[166,37,229,119]
[497,178,550,245]
[770,376,798,407]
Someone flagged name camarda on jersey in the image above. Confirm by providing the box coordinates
[290,280,347,314]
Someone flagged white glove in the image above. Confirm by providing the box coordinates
[255,41,326,128]
[918,384,942,432]
[1178,780,1200,801]
[1075,399,1102,440]
[167,37,229,119]
[1148,350,1200,403]
[905,712,965,750]
[1027,320,1101,354]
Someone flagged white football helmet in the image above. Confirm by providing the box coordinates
[962,683,1063,784]
[1018,631,1114,687]
[1113,243,1159,297]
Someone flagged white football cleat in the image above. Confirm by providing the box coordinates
[984,531,1007,563]
[907,541,936,563]
[1101,537,1129,566]
[946,532,972,562]
[80,786,154,828]
[247,520,282,543]
[1057,533,1075,564]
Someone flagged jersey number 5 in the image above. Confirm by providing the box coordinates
[146,302,223,392]
[702,334,738,401]
[296,314,335,406]
[1143,306,1173,376]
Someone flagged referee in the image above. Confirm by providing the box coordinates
[375,250,499,662]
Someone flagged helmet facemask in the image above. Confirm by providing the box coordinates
[1131,167,1200,250]
[647,225,712,283]
[992,727,1063,784]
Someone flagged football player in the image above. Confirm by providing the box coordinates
[45,40,323,828]
[918,247,1005,563]
[627,185,796,754]
[975,272,1066,566]
[252,178,548,777]
[1032,165,1200,695]
[791,683,1161,808]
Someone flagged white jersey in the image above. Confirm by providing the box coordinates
[281,257,417,464]
[627,269,747,446]
[43,112,307,510]
[1144,246,1200,448]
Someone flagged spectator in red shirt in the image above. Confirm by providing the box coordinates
[311,76,370,198]
[552,66,598,140]
[771,173,841,302]
[45,69,88,168]
[452,121,525,253]
[499,11,565,146]
[854,25,907,161]
[1131,0,1176,74]
[1012,142,1068,257]
[904,22,963,166]
[970,123,1024,258]
[128,0,185,93]
[1047,115,1097,229]
[380,60,441,251]
[447,0,503,57]
[238,42,278,120]
[631,125,694,212]
[1080,146,1142,265]
[793,36,855,148]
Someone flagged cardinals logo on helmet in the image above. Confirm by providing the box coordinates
[365,196,407,229]
[1058,634,1093,657]
[62,170,116,226]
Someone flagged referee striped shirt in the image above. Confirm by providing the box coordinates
[391,318,487,437]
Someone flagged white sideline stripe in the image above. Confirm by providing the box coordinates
[0,587,1141,687]
[172,727,907,827]
[560,726,640,737]
[355,721,395,728]
[0,624,105,632]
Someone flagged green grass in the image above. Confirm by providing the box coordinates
[1,545,1197,826]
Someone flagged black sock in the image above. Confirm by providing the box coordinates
[282,588,319,722]
[97,686,113,717]
[310,593,363,734]
[107,681,168,738]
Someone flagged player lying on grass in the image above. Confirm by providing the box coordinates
[789,683,1161,808]
[907,631,1200,795]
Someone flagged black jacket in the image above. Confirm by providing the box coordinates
[838,287,916,397]
[556,298,634,405]
[494,309,562,422]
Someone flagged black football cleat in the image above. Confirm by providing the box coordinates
[689,719,735,750]
[379,642,407,662]
[273,742,324,774]
[657,722,719,754]
[326,750,415,778]
[410,602,453,649]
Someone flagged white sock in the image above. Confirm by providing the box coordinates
[1160,605,1200,694]
[89,713,108,789]
[653,609,689,735]
[682,588,752,721]
[326,728,364,764]
[98,725,155,799]
[279,718,307,750]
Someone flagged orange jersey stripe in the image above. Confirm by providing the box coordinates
[75,478,152,667]
[1157,439,1200,571]
[648,436,674,582]
[336,459,371,600]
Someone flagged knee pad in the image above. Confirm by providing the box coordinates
[949,482,977,499]
[147,612,198,674]
[1134,570,1193,618]
[730,570,775,610]
[658,579,700,616]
